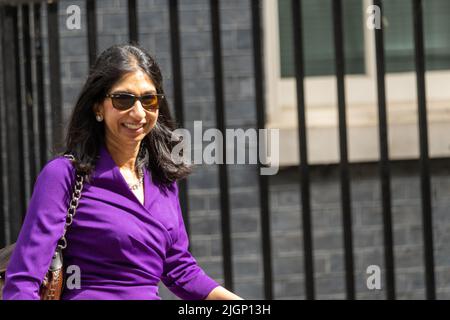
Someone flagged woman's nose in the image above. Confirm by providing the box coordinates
[129,100,146,118]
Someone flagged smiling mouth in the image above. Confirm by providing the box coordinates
[123,123,145,130]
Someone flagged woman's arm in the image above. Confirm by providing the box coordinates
[205,285,243,300]
[2,157,74,299]
[161,182,244,300]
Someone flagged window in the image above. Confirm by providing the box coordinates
[265,0,450,166]
[278,0,450,76]
[384,0,450,72]
[278,0,365,77]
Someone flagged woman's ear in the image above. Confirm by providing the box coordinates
[93,103,105,122]
[93,103,102,114]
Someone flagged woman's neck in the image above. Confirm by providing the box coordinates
[105,139,140,172]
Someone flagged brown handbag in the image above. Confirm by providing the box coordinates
[0,155,84,300]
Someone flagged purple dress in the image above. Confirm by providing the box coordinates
[2,145,219,300]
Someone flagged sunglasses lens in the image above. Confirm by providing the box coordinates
[141,95,159,110]
[112,94,135,110]
[109,93,162,111]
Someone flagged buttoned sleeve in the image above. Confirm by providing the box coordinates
[160,182,220,300]
[2,157,75,300]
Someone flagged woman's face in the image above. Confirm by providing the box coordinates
[97,69,159,148]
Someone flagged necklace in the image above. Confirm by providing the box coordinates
[127,168,144,191]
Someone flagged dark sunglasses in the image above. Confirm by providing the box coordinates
[106,92,165,111]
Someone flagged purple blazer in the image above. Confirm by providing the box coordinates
[2,145,219,300]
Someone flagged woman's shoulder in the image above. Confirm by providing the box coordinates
[37,155,76,182]
[162,179,179,199]
[148,169,179,197]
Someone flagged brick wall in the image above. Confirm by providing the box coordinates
[270,160,450,299]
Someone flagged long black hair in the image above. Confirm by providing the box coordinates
[62,44,191,186]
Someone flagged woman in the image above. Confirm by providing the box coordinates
[2,44,242,300]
